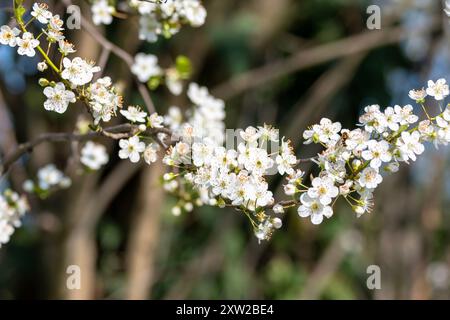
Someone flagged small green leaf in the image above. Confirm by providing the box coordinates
[147,76,162,90]
[175,55,192,79]
[162,22,173,39]
[14,0,26,25]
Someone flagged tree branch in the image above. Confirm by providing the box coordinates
[0,124,170,176]
[212,27,406,100]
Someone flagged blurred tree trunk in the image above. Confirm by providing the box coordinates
[374,169,424,299]
[48,7,101,297]
[125,161,165,299]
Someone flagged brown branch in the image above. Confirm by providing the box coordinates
[298,230,349,299]
[212,27,406,100]
[0,124,169,176]
[284,54,366,146]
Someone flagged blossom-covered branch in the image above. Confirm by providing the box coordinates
[1,1,450,248]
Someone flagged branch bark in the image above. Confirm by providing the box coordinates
[212,27,405,100]
[0,124,169,177]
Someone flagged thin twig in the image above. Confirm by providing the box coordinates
[0,124,170,176]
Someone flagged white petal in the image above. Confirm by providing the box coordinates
[311,213,323,225]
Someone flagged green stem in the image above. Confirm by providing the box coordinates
[24,16,36,28]
[420,103,431,120]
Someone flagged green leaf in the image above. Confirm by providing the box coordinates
[162,22,173,39]
[147,76,162,90]
[175,55,192,79]
[14,0,26,25]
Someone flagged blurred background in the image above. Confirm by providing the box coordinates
[0,0,449,299]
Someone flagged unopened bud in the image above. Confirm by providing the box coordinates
[38,78,49,87]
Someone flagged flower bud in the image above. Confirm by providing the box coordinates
[37,61,48,72]
[272,217,283,229]
[38,78,50,87]
[171,206,181,216]
[352,159,362,171]
[283,184,296,196]
[184,202,194,212]
[353,206,365,217]
[273,204,284,214]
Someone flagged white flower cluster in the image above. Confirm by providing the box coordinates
[86,77,123,124]
[23,164,72,195]
[12,4,125,122]
[5,4,122,120]
[0,25,39,57]
[186,83,226,144]
[161,83,298,240]
[129,0,207,42]
[131,53,191,96]
[81,142,109,170]
[290,79,450,226]
[118,135,161,165]
[0,3,72,58]
[90,0,207,41]
[0,190,29,247]
[163,125,296,240]
[117,107,163,164]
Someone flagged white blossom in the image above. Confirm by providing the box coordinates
[396,131,425,162]
[148,112,164,128]
[87,77,122,124]
[49,15,64,31]
[43,83,76,114]
[384,107,401,131]
[307,176,339,206]
[131,53,162,82]
[408,88,427,102]
[37,164,71,190]
[31,3,52,24]
[303,118,341,146]
[426,79,449,101]
[273,204,284,214]
[138,14,160,43]
[61,57,101,86]
[144,143,160,164]
[37,61,48,72]
[0,190,29,247]
[394,105,418,125]
[17,32,39,57]
[81,142,109,170]
[361,140,392,169]
[120,106,147,123]
[92,0,115,25]
[0,25,20,47]
[58,40,76,56]
[358,167,382,189]
[183,0,207,27]
[118,136,146,163]
[298,193,333,225]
